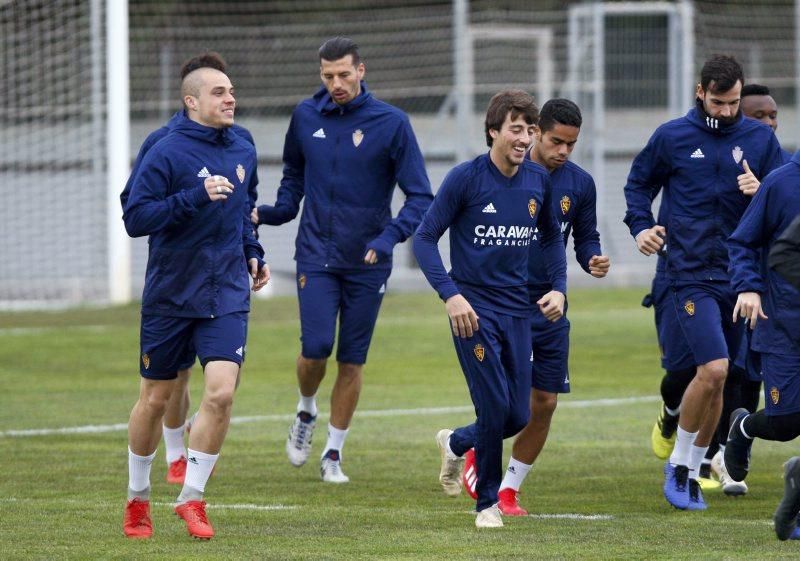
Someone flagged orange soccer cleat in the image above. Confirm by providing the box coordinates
[123,498,153,539]
[175,500,214,540]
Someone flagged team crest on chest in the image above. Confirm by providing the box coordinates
[474,344,485,362]
[142,353,150,370]
[298,274,307,289]
[771,386,780,405]
[732,146,743,164]
[352,129,364,147]
[528,199,537,219]
[560,195,571,215]
[236,164,245,183]
[684,300,695,316]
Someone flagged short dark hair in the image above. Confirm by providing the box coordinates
[180,51,227,81]
[484,89,539,147]
[538,98,582,133]
[741,83,771,97]
[319,37,360,65]
[700,55,744,93]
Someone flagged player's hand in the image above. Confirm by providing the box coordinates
[588,255,611,278]
[737,160,760,197]
[537,290,565,322]
[732,291,767,329]
[364,249,378,265]
[635,225,666,256]
[250,207,260,225]
[205,175,234,201]
[364,238,392,265]
[445,294,479,338]
[249,258,270,292]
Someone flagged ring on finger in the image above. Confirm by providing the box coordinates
[217,186,222,194]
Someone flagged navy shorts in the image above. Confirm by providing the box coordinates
[672,281,740,366]
[760,352,800,416]
[733,327,762,382]
[648,273,693,371]
[530,304,571,394]
[296,262,391,365]
[139,312,248,380]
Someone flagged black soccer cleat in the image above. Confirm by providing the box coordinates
[775,457,800,540]
[724,408,753,483]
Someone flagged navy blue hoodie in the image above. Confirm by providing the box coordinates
[729,152,800,353]
[121,110,258,210]
[123,112,264,318]
[624,104,784,282]
[257,82,433,269]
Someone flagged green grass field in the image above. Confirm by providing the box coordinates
[1,289,798,560]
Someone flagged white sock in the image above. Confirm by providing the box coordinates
[298,392,318,417]
[181,448,219,496]
[445,436,460,459]
[162,424,186,463]
[718,443,726,455]
[499,457,533,491]
[669,426,698,467]
[128,447,156,494]
[323,423,348,455]
[688,445,709,480]
[665,404,680,416]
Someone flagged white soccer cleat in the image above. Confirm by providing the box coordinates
[711,449,748,496]
[436,429,464,497]
[320,449,350,483]
[286,411,316,467]
[475,504,503,528]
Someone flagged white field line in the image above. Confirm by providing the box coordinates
[0,497,296,511]
[0,497,778,525]
[0,395,660,438]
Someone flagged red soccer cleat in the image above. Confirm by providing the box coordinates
[175,500,215,540]
[461,448,478,500]
[123,498,153,539]
[167,456,187,484]
[498,487,528,516]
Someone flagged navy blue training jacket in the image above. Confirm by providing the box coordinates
[123,112,264,318]
[729,152,800,353]
[121,110,258,210]
[413,154,567,317]
[257,82,433,269]
[624,103,784,282]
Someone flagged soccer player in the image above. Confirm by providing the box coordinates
[724,151,800,510]
[121,63,269,539]
[647,82,793,495]
[252,37,432,483]
[623,54,784,511]
[120,51,259,487]
[705,83,795,493]
[457,99,609,515]
[414,89,567,528]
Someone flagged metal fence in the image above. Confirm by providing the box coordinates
[2,0,798,307]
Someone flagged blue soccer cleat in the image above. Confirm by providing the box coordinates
[663,461,690,510]
[687,479,708,511]
[724,408,753,483]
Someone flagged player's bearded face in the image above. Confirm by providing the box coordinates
[698,81,742,125]
[320,55,365,106]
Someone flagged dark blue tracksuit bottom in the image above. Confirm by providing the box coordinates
[447,307,531,511]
